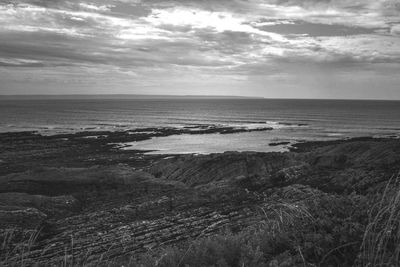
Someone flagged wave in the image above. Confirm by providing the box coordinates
[220,121,308,130]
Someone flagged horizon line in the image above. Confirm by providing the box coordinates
[0,94,399,101]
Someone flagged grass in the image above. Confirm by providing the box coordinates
[357,172,400,266]
[1,174,400,266]
[1,230,99,267]
[0,228,40,267]
[132,185,388,267]
[132,200,318,267]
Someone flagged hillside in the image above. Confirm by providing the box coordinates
[0,131,399,266]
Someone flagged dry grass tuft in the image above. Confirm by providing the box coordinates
[0,228,40,267]
[258,201,315,236]
[357,172,400,266]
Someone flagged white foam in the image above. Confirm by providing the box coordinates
[327,133,344,137]
[221,121,307,130]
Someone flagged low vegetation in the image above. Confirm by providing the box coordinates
[1,175,399,266]
[134,175,400,267]
[357,173,400,266]
[1,133,400,266]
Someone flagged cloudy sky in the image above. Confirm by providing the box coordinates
[0,0,400,99]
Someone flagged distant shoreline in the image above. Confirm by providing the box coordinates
[0,94,264,100]
[1,95,400,101]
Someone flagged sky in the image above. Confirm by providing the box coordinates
[0,0,400,99]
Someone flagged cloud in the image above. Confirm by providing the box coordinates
[79,3,112,12]
[254,20,376,37]
[391,24,400,36]
[0,58,46,67]
[1,0,400,97]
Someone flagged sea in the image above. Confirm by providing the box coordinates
[1,99,400,154]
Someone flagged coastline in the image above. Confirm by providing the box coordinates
[1,129,400,265]
[0,127,398,175]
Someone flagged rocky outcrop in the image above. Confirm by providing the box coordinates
[13,204,258,265]
[148,152,302,187]
[0,193,80,218]
[309,140,400,168]
[0,166,154,195]
[148,139,400,194]
[0,206,47,229]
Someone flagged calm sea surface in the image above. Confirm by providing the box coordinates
[1,99,399,154]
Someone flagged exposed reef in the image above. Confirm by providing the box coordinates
[269,141,291,146]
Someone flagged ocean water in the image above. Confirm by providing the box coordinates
[1,99,400,154]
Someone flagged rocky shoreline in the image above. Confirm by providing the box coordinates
[1,129,399,266]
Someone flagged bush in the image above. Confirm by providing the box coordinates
[132,186,373,267]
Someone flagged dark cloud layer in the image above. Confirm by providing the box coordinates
[0,0,399,98]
